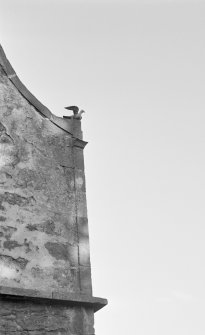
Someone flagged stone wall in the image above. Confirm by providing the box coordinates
[0,51,107,334]
[0,298,94,335]
[0,64,91,294]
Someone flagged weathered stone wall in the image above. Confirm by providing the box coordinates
[0,297,94,335]
[0,64,91,294]
[0,62,97,333]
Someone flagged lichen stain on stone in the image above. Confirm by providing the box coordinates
[26,224,38,232]
[41,220,56,235]
[3,240,22,250]
[26,220,58,236]
[12,256,29,269]
[0,192,36,208]
[45,242,69,261]
[0,225,17,240]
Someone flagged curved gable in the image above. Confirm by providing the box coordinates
[0,44,82,138]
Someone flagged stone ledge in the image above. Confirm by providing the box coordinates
[0,286,107,312]
[73,138,88,149]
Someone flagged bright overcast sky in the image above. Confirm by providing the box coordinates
[1,0,205,334]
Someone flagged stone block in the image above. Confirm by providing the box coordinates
[62,167,75,191]
[79,266,92,294]
[72,119,83,139]
[78,217,91,266]
[74,168,86,191]
[82,308,95,334]
[73,147,84,170]
[76,191,88,218]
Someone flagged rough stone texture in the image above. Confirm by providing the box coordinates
[0,60,98,333]
[0,297,94,335]
[0,64,92,294]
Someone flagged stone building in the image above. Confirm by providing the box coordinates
[0,44,107,334]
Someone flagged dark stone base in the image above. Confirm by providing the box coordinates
[0,296,94,335]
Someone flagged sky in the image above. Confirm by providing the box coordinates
[1,0,205,334]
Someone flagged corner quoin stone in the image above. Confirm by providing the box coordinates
[0,44,107,334]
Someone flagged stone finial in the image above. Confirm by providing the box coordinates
[64,106,85,120]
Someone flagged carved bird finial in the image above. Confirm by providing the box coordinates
[64,106,85,120]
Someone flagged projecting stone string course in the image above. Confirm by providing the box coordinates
[0,44,107,334]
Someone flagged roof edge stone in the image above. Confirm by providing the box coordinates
[0,44,80,138]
